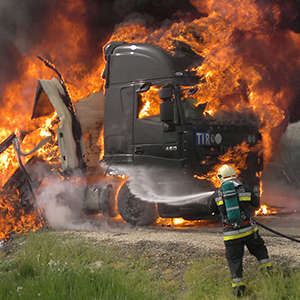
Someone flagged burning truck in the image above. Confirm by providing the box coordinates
[1,41,263,226]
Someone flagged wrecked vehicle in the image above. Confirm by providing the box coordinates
[11,41,263,225]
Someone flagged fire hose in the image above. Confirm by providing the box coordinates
[254,219,300,243]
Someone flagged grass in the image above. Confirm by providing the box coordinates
[184,257,300,300]
[0,231,161,300]
[0,230,300,299]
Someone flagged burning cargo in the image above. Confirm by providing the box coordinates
[15,41,263,226]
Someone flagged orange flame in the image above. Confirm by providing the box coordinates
[155,217,215,228]
[0,0,106,240]
[255,204,277,216]
[138,86,161,119]
[108,0,298,167]
[0,0,298,235]
[195,141,252,187]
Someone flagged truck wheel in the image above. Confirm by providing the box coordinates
[117,183,158,226]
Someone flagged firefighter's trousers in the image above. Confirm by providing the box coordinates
[224,230,270,281]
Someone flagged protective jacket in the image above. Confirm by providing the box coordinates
[209,178,271,295]
[209,179,260,241]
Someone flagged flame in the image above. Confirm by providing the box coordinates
[255,204,277,216]
[0,0,105,178]
[108,0,298,167]
[195,141,252,187]
[138,86,161,119]
[0,0,299,234]
[0,189,44,241]
[0,0,106,240]
[155,217,214,228]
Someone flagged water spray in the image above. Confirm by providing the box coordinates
[134,190,215,206]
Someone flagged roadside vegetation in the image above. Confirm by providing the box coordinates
[0,230,299,299]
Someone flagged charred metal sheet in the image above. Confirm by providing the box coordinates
[31,77,86,171]
[31,77,66,119]
[0,133,16,155]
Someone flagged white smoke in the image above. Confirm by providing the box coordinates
[35,169,118,231]
[261,120,300,213]
[35,170,128,231]
[262,179,300,213]
[36,174,85,229]
[117,166,214,206]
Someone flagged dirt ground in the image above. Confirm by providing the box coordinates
[72,212,300,269]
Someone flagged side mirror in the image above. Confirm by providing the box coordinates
[159,85,174,123]
[160,101,174,123]
[158,85,173,99]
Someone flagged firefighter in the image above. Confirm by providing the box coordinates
[209,164,272,297]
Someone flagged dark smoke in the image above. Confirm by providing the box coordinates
[81,0,204,70]
[1,0,300,217]
[275,0,300,33]
[0,0,203,101]
[0,0,52,98]
[272,0,300,123]
[1,0,300,95]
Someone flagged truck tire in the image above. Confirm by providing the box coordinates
[117,183,158,226]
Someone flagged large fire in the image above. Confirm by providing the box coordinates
[194,141,252,187]
[0,0,298,239]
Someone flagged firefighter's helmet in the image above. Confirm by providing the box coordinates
[217,164,237,184]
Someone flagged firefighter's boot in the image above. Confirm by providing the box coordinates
[232,279,246,298]
[232,285,246,298]
[259,259,273,275]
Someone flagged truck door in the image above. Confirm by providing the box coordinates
[133,85,184,168]
[104,85,134,163]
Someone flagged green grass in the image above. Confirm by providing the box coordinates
[0,230,300,300]
[0,231,161,300]
[184,257,300,300]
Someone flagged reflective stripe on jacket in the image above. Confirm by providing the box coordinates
[214,191,252,207]
[209,180,259,220]
[223,225,258,241]
[238,192,251,202]
[209,180,260,241]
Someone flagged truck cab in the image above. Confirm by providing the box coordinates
[102,42,262,224]
[31,41,263,226]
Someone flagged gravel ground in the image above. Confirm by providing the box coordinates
[71,212,300,270]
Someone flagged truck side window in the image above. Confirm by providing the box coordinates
[182,97,206,120]
[137,86,161,119]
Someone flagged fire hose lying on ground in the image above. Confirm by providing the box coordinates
[254,219,300,243]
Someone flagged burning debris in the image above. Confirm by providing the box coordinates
[255,205,278,216]
[0,0,300,238]
[0,134,51,240]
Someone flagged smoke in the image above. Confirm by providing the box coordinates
[36,169,128,231]
[0,0,203,104]
[36,173,85,229]
[261,120,300,212]
[1,0,300,225]
[0,0,53,98]
[1,0,300,103]
[36,171,116,231]
[261,178,300,213]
